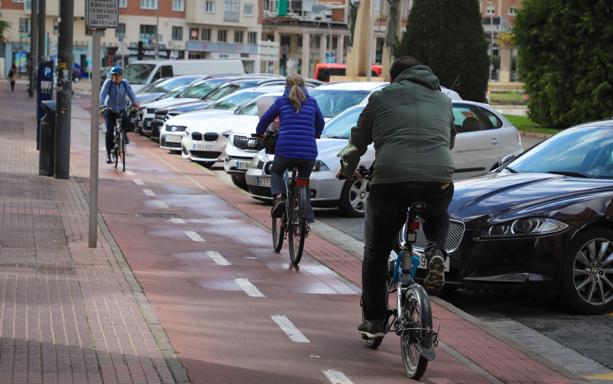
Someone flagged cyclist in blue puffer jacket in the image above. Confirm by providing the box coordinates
[256,74,325,221]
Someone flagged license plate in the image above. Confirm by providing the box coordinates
[144,120,151,128]
[236,161,250,170]
[256,177,271,188]
[417,254,450,272]
[192,142,213,151]
[165,134,182,143]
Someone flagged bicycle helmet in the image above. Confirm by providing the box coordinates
[110,65,122,75]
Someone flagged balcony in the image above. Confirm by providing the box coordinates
[186,41,258,54]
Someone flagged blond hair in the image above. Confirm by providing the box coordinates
[286,74,306,112]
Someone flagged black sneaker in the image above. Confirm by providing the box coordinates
[357,320,385,339]
[271,197,285,218]
[106,156,112,164]
[124,133,130,144]
[423,245,445,296]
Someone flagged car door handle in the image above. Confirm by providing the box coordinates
[490,138,500,145]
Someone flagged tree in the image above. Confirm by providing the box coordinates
[396,0,489,102]
[0,17,10,43]
[514,0,613,128]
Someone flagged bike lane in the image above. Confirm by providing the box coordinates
[70,97,580,384]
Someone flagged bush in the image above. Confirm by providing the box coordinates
[514,0,613,128]
[396,0,489,102]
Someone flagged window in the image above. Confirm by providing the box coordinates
[234,31,244,44]
[140,24,157,41]
[140,0,158,9]
[116,23,126,38]
[205,0,216,13]
[119,0,127,8]
[172,26,183,40]
[452,104,489,132]
[190,28,199,39]
[224,0,240,21]
[509,6,517,15]
[243,3,254,16]
[480,107,503,128]
[217,29,227,42]
[19,18,31,33]
[248,32,257,44]
[172,0,185,10]
[201,28,211,41]
[13,0,24,3]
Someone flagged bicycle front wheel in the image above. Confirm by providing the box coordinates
[287,189,307,266]
[400,285,432,380]
[120,134,126,171]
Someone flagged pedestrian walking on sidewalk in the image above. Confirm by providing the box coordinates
[8,64,17,92]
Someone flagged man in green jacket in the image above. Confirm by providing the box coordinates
[338,56,455,339]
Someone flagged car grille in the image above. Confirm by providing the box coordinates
[192,132,203,141]
[160,138,181,148]
[248,186,271,197]
[166,125,187,132]
[204,132,219,142]
[411,220,465,253]
[190,150,221,159]
[146,108,156,114]
[234,135,263,151]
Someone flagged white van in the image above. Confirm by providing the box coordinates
[125,59,244,92]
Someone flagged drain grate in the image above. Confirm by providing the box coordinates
[136,212,180,219]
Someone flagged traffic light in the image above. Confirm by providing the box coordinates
[137,41,144,60]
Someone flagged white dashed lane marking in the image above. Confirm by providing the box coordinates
[143,189,156,197]
[126,170,135,176]
[152,200,169,209]
[169,218,186,224]
[207,251,231,266]
[271,315,310,343]
[185,231,205,242]
[323,370,353,384]
[235,278,265,298]
[133,179,145,186]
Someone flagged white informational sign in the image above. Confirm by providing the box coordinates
[85,0,119,29]
[258,40,280,61]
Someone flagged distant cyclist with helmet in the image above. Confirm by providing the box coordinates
[99,65,140,164]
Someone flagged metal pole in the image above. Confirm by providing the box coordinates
[154,2,159,59]
[54,0,74,179]
[37,0,45,61]
[366,0,373,81]
[89,29,102,248]
[28,0,38,97]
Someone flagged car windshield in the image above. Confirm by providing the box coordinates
[321,107,364,139]
[208,91,264,110]
[178,80,220,99]
[509,126,613,179]
[205,84,241,101]
[139,78,166,93]
[124,64,155,85]
[149,76,200,93]
[161,86,187,99]
[310,89,369,118]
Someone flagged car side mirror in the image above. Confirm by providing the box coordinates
[500,154,516,166]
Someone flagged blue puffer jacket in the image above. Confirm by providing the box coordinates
[256,87,325,160]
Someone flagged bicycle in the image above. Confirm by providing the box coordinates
[102,107,131,172]
[341,166,439,380]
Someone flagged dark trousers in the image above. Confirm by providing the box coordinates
[105,110,128,156]
[271,155,316,220]
[362,181,454,321]
[10,81,15,92]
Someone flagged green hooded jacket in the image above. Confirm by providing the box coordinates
[338,65,456,184]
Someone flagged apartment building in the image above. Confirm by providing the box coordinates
[479,0,521,81]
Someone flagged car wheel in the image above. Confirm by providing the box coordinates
[231,175,248,190]
[561,227,613,314]
[339,178,369,217]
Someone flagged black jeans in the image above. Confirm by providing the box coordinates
[105,110,129,156]
[271,155,316,221]
[362,181,454,321]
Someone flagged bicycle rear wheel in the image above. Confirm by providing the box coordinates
[287,188,307,266]
[272,212,285,253]
[400,285,432,380]
[113,137,119,169]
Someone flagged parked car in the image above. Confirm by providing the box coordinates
[135,75,205,104]
[410,119,613,314]
[314,63,383,82]
[179,91,284,168]
[245,99,523,216]
[159,87,283,152]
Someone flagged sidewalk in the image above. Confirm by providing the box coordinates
[0,81,186,383]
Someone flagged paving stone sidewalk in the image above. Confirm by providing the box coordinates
[0,82,184,383]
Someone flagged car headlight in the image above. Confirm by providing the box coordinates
[481,218,568,238]
[313,160,330,172]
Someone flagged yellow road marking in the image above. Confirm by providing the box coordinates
[585,372,613,381]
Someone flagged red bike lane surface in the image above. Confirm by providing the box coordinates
[69,101,577,384]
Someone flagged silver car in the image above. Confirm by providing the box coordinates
[245,101,524,216]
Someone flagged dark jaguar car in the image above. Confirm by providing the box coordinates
[413,120,613,314]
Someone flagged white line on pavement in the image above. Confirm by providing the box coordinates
[235,278,265,298]
[126,171,135,176]
[133,178,145,186]
[143,189,156,197]
[170,218,186,224]
[323,370,353,384]
[271,315,310,343]
[152,200,169,209]
[207,251,231,266]
[185,231,205,242]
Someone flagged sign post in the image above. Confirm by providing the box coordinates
[86,0,118,248]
